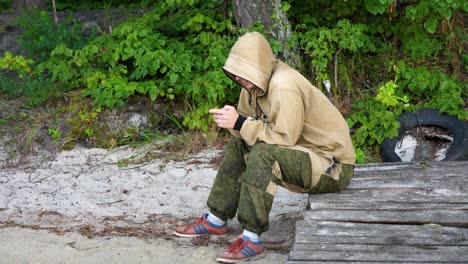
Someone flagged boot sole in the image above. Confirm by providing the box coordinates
[173,230,228,238]
[216,252,266,263]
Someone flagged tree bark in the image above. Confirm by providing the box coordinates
[231,0,301,68]
[51,0,58,24]
[12,0,47,11]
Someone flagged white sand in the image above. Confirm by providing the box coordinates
[0,145,308,263]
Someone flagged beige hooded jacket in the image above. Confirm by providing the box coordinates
[223,32,356,188]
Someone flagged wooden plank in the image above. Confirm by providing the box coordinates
[288,248,467,263]
[347,162,468,190]
[289,161,468,263]
[303,209,468,227]
[289,221,468,263]
[310,189,468,210]
[295,219,468,236]
[294,220,468,245]
[288,262,396,264]
[354,161,468,173]
[294,228,468,246]
[351,176,466,190]
[309,201,468,210]
[310,188,468,203]
[291,243,468,254]
[354,161,468,175]
[347,177,468,189]
[353,170,468,179]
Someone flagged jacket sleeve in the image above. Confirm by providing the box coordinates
[239,89,304,146]
[228,88,253,137]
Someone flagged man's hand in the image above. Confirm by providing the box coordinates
[209,105,239,129]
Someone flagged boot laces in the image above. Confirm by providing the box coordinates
[227,238,247,253]
[184,215,204,231]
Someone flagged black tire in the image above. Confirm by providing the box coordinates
[380,108,468,162]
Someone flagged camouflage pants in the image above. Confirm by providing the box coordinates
[207,137,353,235]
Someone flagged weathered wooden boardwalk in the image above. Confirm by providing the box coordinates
[288,161,468,263]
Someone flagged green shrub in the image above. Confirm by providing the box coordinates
[0,52,63,105]
[347,61,467,151]
[287,0,466,161]
[54,0,156,10]
[347,81,403,148]
[0,0,10,12]
[39,0,243,131]
[295,19,376,88]
[14,10,95,63]
[5,0,465,162]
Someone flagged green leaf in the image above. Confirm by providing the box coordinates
[424,18,438,34]
[169,73,179,85]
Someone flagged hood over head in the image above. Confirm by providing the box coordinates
[223,32,277,93]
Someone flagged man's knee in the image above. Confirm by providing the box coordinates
[241,143,275,189]
[225,136,245,150]
[218,137,248,177]
[248,142,273,159]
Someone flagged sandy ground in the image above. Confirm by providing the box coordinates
[0,145,309,263]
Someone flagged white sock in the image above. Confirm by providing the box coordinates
[206,213,226,226]
[242,229,260,242]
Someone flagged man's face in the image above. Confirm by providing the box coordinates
[234,75,256,90]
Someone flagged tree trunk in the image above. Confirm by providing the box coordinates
[231,0,301,68]
[51,0,58,24]
[12,0,47,11]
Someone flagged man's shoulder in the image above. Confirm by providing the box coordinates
[270,64,315,92]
